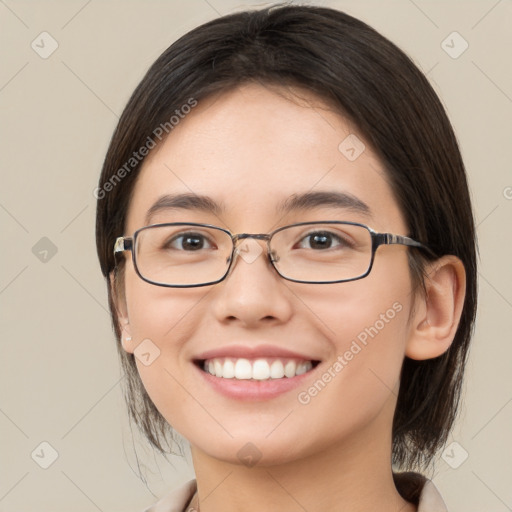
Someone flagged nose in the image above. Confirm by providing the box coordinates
[211,237,293,327]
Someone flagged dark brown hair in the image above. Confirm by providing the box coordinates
[96,3,477,476]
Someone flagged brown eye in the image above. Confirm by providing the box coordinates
[165,232,214,251]
[296,231,351,250]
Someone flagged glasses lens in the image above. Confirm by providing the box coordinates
[270,222,372,282]
[134,224,232,286]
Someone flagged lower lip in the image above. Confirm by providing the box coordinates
[194,362,319,401]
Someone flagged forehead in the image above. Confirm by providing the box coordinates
[125,83,405,234]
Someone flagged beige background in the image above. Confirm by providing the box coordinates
[1,0,511,511]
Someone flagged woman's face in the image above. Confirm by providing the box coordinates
[120,83,418,466]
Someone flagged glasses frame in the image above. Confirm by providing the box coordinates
[113,221,436,288]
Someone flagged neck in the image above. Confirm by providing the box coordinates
[189,403,417,512]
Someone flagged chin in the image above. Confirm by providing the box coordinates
[188,427,321,468]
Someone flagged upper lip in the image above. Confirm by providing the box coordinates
[194,344,320,362]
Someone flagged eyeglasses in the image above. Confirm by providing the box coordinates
[113,221,435,288]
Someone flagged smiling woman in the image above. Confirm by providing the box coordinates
[95,5,476,512]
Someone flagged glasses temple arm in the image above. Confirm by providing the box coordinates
[114,237,133,255]
[380,233,437,257]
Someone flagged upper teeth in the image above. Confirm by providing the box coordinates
[203,358,313,380]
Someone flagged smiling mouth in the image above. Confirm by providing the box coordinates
[194,357,321,380]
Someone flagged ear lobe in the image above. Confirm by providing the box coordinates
[405,255,466,361]
[109,271,136,354]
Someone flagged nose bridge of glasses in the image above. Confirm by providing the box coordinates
[230,233,277,265]
[233,233,271,243]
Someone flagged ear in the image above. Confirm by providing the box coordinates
[405,255,466,360]
[109,271,136,354]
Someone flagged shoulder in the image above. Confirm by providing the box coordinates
[141,479,197,512]
[394,472,448,512]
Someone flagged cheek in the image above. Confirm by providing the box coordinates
[294,253,412,406]
[125,266,207,343]
[123,270,208,408]
[320,295,408,407]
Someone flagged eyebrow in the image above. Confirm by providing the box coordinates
[277,190,372,219]
[145,193,223,225]
[144,190,372,225]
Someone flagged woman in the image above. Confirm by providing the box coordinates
[95,5,476,511]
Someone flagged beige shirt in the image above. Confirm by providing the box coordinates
[143,473,449,512]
